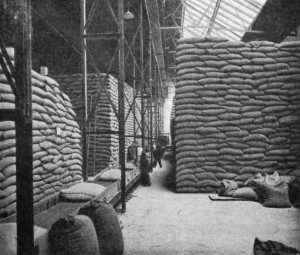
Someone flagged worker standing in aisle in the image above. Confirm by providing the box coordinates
[127,141,137,165]
[153,143,165,168]
[140,149,151,186]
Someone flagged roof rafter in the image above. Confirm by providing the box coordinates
[207,0,222,35]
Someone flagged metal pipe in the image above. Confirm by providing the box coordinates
[140,2,145,149]
[158,78,162,135]
[133,40,136,140]
[81,0,88,181]
[93,101,97,176]
[14,0,34,254]
[83,32,121,40]
[118,0,126,213]
[207,0,222,35]
[149,34,153,171]
[154,66,158,139]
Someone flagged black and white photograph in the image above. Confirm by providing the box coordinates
[1,0,300,254]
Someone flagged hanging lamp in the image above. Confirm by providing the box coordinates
[124,0,134,20]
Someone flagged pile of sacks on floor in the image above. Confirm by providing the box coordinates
[0,48,83,218]
[253,237,299,255]
[174,36,300,193]
[50,199,124,255]
[53,73,140,176]
[218,171,300,208]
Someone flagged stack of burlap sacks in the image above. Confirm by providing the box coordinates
[54,74,139,176]
[0,48,82,217]
[175,37,300,193]
[170,97,176,149]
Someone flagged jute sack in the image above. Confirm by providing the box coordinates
[176,187,198,193]
[176,48,205,57]
[176,174,197,183]
[78,199,124,255]
[49,215,100,255]
[176,180,197,188]
[213,41,245,49]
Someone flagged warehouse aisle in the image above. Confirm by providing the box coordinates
[118,152,300,255]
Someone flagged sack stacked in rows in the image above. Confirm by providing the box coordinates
[54,74,141,176]
[175,37,300,193]
[170,97,176,149]
[0,48,82,217]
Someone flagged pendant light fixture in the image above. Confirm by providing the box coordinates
[124,0,134,20]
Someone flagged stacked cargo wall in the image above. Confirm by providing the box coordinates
[53,74,141,176]
[0,49,82,218]
[170,97,176,149]
[175,37,300,193]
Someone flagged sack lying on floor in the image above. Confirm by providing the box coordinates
[218,179,239,197]
[232,187,259,201]
[256,181,291,208]
[253,237,299,255]
[244,171,283,187]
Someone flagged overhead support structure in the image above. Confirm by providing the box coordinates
[144,0,167,106]
[78,0,163,212]
[158,26,264,33]
[30,0,163,195]
[80,0,127,212]
[148,32,154,165]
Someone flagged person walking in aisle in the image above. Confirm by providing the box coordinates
[152,145,158,168]
[140,149,151,186]
[153,144,165,168]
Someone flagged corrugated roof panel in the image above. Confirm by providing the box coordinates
[182,0,214,38]
[219,2,253,23]
[182,0,267,40]
[218,6,251,28]
[186,2,214,22]
[185,7,211,24]
[223,0,255,20]
[215,11,247,34]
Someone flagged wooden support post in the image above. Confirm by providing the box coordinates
[118,0,126,213]
[81,0,88,181]
[14,0,34,254]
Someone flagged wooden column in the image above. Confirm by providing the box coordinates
[118,0,126,213]
[80,0,88,181]
[14,0,34,254]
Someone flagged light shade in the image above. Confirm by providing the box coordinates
[124,10,134,20]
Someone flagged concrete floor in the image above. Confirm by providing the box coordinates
[118,153,300,255]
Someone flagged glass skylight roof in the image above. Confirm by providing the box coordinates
[181,0,267,40]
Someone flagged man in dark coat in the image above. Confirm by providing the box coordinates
[153,144,165,168]
[140,149,151,186]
